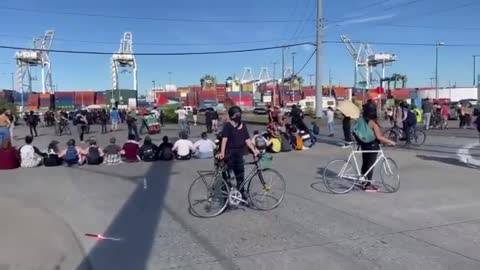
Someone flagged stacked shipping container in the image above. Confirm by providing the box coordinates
[96,92,106,105]
[55,92,75,110]
[74,91,95,107]
[227,92,253,107]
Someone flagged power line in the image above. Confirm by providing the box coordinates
[0,42,316,56]
[294,49,317,76]
[376,24,480,31]
[324,40,480,47]
[0,33,316,46]
[0,6,309,23]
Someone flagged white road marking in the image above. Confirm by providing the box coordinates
[457,142,480,167]
[143,177,148,190]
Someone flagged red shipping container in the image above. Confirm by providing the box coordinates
[55,92,75,98]
[28,94,40,107]
[96,93,106,105]
[75,92,95,106]
[302,86,315,97]
[230,96,253,107]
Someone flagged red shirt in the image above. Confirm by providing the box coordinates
[122,141,139,162]
[0,147,20,170]
[441,105,450,116]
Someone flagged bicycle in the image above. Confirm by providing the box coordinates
[188,153,286,218]
[54,120,72,136]
[383,122,426,146]
[323,142,400,194]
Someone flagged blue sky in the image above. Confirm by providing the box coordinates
[0,0,479,93]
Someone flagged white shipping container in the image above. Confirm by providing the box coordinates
[416,87,478,101]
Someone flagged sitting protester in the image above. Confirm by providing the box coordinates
[158,136,174,161]
[288,125,304,151]
[43,140,63,167]
[172,131,194,160]
[299,130,313,149]
[139,135,159,162]
[0,140,19,170]
[193,132,216,159]
[103,137,124,165]
[84,138,104,165]
[59,139,84,166]
[19,135,45,168]
[122,134,140,162]
[265,132,281,153]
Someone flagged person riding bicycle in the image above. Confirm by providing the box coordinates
[401,101,416,145]
[216,106,259,199]
[354,103,395,191]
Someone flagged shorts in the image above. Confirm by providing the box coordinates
[0,127,10,145]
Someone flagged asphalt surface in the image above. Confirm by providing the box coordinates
[1,120,480,270]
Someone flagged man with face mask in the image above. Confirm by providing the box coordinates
[217,106,259,200]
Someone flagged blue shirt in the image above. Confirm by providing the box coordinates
[110,110,120,121]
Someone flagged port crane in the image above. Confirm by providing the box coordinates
[340,35,396,89]
[15,30,55,94]
[111,32,138,101]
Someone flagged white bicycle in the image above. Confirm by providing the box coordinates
[323,142,400,194]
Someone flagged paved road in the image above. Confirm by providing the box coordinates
[1,122,480,270]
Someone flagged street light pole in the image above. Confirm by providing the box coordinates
[292,52,296,76]
[315,0,323,118]
[473,55,479,86]
[435,41,444,99]
[272,62,277,107]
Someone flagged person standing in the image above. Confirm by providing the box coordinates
[267,105,274,124]
[110,107,120,132]
[27,111,39,137]
[0,108,11,146]
[216,106,259,199]
[422,98,433,130]
[175,107,188,131]
[212,109,219,132]
[458,103,465,129]
[326,107,335,137]
[99,109,108,134]
[342,115,352,142]
[159,109,165,126]
[192,107,198,126]
[5,110,14,140]
[126,110,140,141]
[205,108,213,133]
[440,103,450,129]
[75,111,88,143]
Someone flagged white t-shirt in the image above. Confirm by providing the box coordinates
[193,139,216,153]
[175,109,188,120]
[20,144,42,167]
[326,110,334,123]
[172,139,194,156]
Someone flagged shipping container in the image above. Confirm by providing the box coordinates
[39,93,54,108]
[13,91,29,106]
[105,89,137,107]
[302,86,315,97]
[28,93,40,107]
[96,92,106,105]
[74,91,95,107]
[0,90,15,103]
[227,91,252,98]
[229,95,253,108]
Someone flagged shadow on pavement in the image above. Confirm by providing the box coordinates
[311,168,336,194]
[416,155,479,169]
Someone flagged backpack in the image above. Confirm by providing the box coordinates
[295,135,304,150]
[86,146,101,164]
[160,146,173,160]
[280,133,292,152]
[352,118,375,143]
[406,110,416,127]
[270,137,281,153]
[142,145,157,161]
[65,146,78,161]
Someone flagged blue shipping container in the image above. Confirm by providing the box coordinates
[227,91,252,97]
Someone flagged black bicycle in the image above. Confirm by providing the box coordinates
[188,154,286,218]
[384,122,426,146]
[55,120,72,136]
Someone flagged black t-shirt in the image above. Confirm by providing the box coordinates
[222,122,250,151]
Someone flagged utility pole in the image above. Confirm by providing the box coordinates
[308,74,314,86]
[473,55,479,86]
[435,41,444,99]
[292,52,296,76]
[281,49,285,106]
[328,69,332,97]
[272,62,277,107]
[11,72,14,91]
[315,0,323,118]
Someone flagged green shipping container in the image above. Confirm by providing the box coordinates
[104,89,137,107]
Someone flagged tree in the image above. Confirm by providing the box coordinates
[200,75,216,89]
[401,75,408,88]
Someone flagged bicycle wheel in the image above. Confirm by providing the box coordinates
[410,129,426,146]
[379,157,400,193]
[383,129,399,143]
[188,172,229,218]
[323,159,357,194]
[248,168,286,211]
[64,125,72,135]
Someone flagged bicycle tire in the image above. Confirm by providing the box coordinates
[379,157,400,193]
[65,126,72,135]
[247,168,286,211]
[323,159,357,194]
[383,129,399,143]
[188,172,229,218]
[410,129,426,146]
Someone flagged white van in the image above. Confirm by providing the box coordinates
[298,97,336,111]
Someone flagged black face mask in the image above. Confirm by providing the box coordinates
[231,113,242,124]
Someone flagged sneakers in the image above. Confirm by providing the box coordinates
[363,185,379,192]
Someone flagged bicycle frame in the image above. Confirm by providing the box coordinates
[343,144,387,183]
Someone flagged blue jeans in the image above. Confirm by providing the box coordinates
[0,127,10,146]
[327,122,335,134]
[194,151,213,159]
[178,119,187,131]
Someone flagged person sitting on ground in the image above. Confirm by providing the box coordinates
[172,131,194,160]
[193,132,216,159]
[139,135,159,162]
[288,125,304,151]
[103,137,124,165]
[311,121,320,136]
[252,130,269,153]
[158,136,174,161]
[122,134,140,162]
[84,138,104,165]
[19,135,45,168]
[43,140,63,167]
[0,139,19,170]
[265,128,281,154]
[59,139,84,166]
